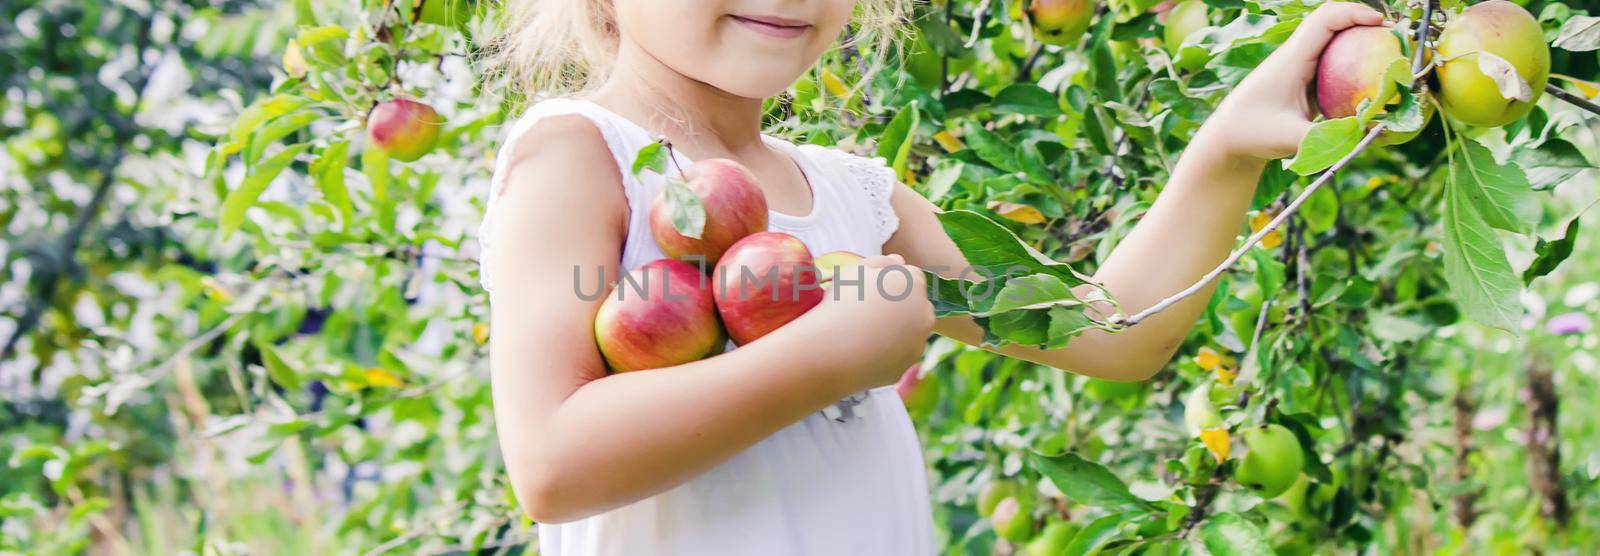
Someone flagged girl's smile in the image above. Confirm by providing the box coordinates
[727,14,814,40]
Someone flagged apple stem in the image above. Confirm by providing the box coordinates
[662,139,689,181]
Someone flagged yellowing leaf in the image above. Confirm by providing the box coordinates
[200,277,232,303]
[1201,428,1230,463]
[1216,366,1237,386]
[989,202,1047,225]
[1259,230,1284,249]
[1194,347,1222,371]
[1575,80,1599,99]
[1248,211,1272,233]
[933,130,965,153]
[821,69,851,98]
[364,367,404,388]
[473,323,490,345]
[283,39,308,78]
[1365,176,1384,190]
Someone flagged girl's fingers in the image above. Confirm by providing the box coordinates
[1277,2,1388,68]
[862,254,905,268]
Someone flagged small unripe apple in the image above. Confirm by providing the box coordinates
[366,98,442,162]
[977,479,1023,517]
[1184,383,1223,437]
[1029,0,1095,47]
[895,364,942,417]
[712,232,823,345]
[990,497,1036,542]
[1314,26,1433,146]
[1435,0,1550,127]
[1235,424,1305,498]
[650,159,770,268]
[1026,520,1079,556]
[594,259,726,372]
[1163,0,1209,55]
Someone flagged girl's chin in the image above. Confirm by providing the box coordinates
[701,71,807,100]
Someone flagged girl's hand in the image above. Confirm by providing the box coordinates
[1200,2,1388,161]
[810,254,935,391]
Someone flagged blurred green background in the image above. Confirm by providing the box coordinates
[3,0,1598,554]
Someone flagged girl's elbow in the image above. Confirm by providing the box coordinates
[510,460,591,523]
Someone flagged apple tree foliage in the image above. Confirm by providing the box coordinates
[3,0,1600,553]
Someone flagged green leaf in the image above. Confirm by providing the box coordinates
[1453,139,1537,234]
[220,144,309,238]
[1441,165,1522,332]
[877,102,920,178]
[223,95,311,155]
[363,146,394,234]
[255,341,303,391]
[988,309,1050,346]
[632,141,668,176]
[991,84,1059,117]
[1552,15,1600,52]
[1523,216,1581,285]
[1199,513,1276,556]
[1513,138,1593,190]
[977,274,1080,316]
[311,141,353,227]
[1063,513,1138,556]
[959,122,1020,173]
[246,110,320,164]
[926,273,974,316]
[1030,452,1156,512]
[1286,117,1362,175]
[660,178,706,239]
[1356,57,1411,124]
[938,210,1084,286]
[1047,306,1099,346]
[297,25,348,47]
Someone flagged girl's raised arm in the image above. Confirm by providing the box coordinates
[486,116,931,523]
[889,2,1385,382]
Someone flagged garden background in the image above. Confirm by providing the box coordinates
[3,0,1600,553]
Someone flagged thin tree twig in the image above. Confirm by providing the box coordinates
[1116,123,1390,327]
[1545,83,1600,118]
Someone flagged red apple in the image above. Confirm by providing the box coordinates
[366,98,442,162]
[650,159,769,268]
[594,259,726,372]
[712,232,823,345]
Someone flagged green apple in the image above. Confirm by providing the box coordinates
[1026,520,1079,556]
[1235,424,1305,498]
[991,497,1037,543]
[978,479,1023,517]
[1435,0,1550,127]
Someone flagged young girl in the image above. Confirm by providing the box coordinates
[480,1,1384,553]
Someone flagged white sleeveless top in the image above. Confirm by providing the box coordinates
[478,99,935,555]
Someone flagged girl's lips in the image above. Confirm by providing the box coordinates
[729,14,811,39]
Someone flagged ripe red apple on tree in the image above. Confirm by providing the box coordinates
[1028,0,1094,47]
[712,232,823,345]
[366,98,442,162]
[1314,26,1433,146]
[1434,0,1550,128]
[594,259,726,372]
[650,159,769,268]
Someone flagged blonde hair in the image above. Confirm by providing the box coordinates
[483,0,913,98]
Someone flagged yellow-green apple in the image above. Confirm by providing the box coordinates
[1435,0,1550,127]
[712,232,823,345]
[594,259,726,372]
[1029,0,1095,47]
[895,364,942,417]
[977,479,1023,517]
[366,98,442,162]
[1235,424,1305,497]
[651,159,769,268]
[991,497,1036,542]
[812,250,864,285]
[1026,520,1079,556]
[1163,0,1209,54]
[1315,26,1433,145]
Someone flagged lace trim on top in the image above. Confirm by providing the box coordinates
[797,144,901,246]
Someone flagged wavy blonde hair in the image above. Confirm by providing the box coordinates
[483,0,913,98]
